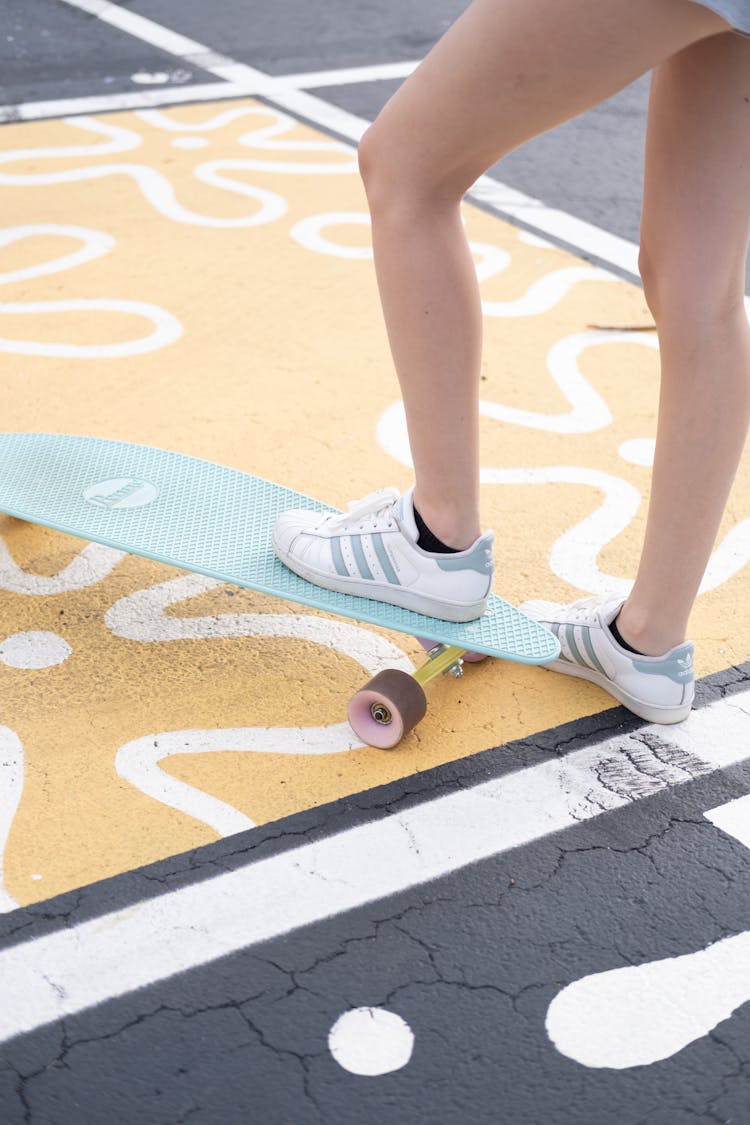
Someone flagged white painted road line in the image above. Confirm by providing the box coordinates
[0,63,420,125]
[284,61,419,89]
[2,690,750,1045]
[0,82,240,123]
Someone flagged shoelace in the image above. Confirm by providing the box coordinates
[321,488,400,534]
[563,596,603,624]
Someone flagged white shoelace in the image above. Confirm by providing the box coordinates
[562,596,604,624]
[321,488,400,534]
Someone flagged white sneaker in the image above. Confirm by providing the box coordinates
[273,486,494,622]
[520,595,694,724]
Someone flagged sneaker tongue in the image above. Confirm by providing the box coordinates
[598,598,626,626]
[397,486,420,543]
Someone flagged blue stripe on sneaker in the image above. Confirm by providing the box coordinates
[565,624,587,668]
[580,627,607,677]
[351,535,374,581]
[372,533,400,586]
[331,537,349,578]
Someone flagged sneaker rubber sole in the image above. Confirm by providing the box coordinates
[545,657,693,724]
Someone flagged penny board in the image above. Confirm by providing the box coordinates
[0,433,559,663]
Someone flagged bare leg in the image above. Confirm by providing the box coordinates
[617,32,750,655]
[358,0,728,548]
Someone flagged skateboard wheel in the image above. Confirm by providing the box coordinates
[415,637,487,664]
[348,669,427,750]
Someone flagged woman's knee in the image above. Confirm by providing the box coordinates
[639,239,748,328]
[357,122,384,200]
[358,117,464,219]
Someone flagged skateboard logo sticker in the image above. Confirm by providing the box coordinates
[82,477,159,510]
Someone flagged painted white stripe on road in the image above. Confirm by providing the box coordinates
[2,690,750,1044]
[0,64,420,126]
[0,83,239,123]
[284,61,419,90]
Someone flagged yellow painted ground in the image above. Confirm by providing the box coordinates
[0,100,747,907]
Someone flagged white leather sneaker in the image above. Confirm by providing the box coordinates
[520,595,694,724]
[273,486,494,622]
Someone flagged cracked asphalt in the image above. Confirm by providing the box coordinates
[2,2,750,1122]
[3,764,750,1124]
[3,672,750,1123]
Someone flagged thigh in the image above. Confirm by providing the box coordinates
[641,31,750,305]
[365,0,730,198]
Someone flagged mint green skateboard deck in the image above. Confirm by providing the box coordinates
[0,433,559,747]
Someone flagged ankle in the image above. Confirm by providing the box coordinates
[616,601,687,657]
[412,493,481,552]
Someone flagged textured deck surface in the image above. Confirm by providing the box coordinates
[0,433,559,662]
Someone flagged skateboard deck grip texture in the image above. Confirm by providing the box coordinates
[0,433,559,663]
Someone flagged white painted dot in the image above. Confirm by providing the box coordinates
[0,631,72,670]
[618,438,655,467]
[328,1007,414,1076]
[30,874,42,881]
[171,137,210,149]
[130,71,170,85]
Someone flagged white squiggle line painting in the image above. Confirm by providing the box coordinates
[0,225,182,357]
[138,106,358,174]
[189,163,291,217]
[288,212,615,315]
[0,115,289,228]
[0,298,182,358]
[376,328,750,596]
[699,518,750,594]
[289,214,513,281]
[104,572,414,675]
[0,225,115,285]
[0,116,142,167]
[107,573,414,833]
[482,332,657,433]
[480,265,616,318]
[546,930,750,1069]
[0,727,24,913]
[0,537,125,595]
[482,466,641,599]
[290,212,373,260]
[115,722,362,837]
[376,332,660,450]
[0,163,288,229]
